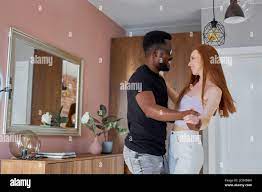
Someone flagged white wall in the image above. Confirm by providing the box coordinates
[207,46,262,173]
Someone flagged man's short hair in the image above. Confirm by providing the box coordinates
[143,31,172,56]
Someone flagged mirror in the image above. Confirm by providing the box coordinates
[3,28,83,136]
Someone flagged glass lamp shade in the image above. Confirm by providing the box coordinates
[9,130,41,159]
[203,20,225,46]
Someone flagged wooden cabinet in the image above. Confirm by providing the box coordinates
[1,154,124,174]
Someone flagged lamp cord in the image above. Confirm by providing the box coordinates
[213,0,216,20]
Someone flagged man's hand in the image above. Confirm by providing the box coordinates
[182,109,200,118]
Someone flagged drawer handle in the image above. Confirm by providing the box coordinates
[98,162,103,168]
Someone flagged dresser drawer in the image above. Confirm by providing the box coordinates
[1,160,45,174]
[46,161,74,174]
[73,160,92,174]
[92,156,124,174]
[92,157,115,174]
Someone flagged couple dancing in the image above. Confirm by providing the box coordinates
[123,31,236,174]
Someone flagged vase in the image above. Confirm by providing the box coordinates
[102,141,113,154]
[89,136,102,155]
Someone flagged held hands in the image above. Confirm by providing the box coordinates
[183,109,202,131]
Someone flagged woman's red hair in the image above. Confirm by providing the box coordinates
[176,44,236,117]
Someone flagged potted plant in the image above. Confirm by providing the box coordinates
[81,105,127,154]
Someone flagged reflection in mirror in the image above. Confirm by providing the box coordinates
[5,28,83,136]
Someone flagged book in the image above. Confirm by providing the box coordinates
[36,152,76,159]
[37,152,76,156]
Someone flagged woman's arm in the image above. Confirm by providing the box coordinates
[199,87,222,130]
[159,72,179,104]
[183,86,222,130]
[166,81,179,104]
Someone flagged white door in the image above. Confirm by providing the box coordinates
[12,61,33,125]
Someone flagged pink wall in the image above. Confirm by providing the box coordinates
[0,0,125,159]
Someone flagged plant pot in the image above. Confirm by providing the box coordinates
[89,136,102,155]
[102,141,113,154]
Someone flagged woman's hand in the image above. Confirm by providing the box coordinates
[159,71,173,89]
[159,71,167,80]
[159,71,179,104]
[183,114,200,124]
[183,112,202,131]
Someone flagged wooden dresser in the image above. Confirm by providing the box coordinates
[1,154,124,174]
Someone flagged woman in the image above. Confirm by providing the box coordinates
[162,44,236,174]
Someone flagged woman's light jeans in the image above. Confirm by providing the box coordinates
[168,130,204,174]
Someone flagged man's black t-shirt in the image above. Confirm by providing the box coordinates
[124,64,168,156]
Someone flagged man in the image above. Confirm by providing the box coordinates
[123,31,201,174]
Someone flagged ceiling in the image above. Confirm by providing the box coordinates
[88,0,261,34]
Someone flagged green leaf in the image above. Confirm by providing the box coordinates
[117,127,128,134]
[93,118,101,124]
[92,124,96,133]
[112,121,118,128]
[60,117,68,123]
[96,124,105,130]
[102,116,122,124]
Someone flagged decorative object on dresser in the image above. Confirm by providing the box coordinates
[88,136,102,155]
[9,130,41,160]
[1,154,124,174]
[81,104,127,154]
[36,152,76,159]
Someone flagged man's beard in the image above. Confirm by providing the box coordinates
[157,62,170,72]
